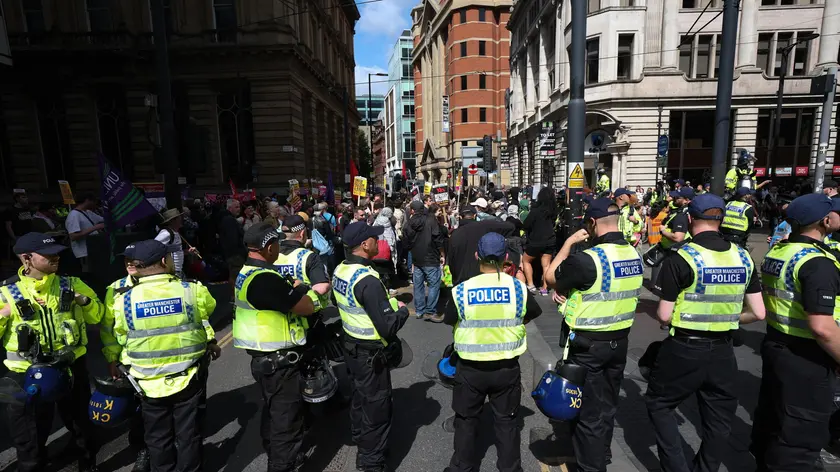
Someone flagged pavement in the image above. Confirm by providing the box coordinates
[0,231,839,471]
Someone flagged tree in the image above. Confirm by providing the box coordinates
[357,129,373,179]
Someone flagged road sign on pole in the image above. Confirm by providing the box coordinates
[468,164,478,175]
[657,135,669,156]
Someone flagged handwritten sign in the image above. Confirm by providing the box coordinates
[58,180,75,205]
[353,176,368,197]
[423,182,432,195]
[432,185,449,204]
[289,179,300,196]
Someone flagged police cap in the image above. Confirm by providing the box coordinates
[244,222,284,249]
[130,240,168,266]
[584,198,619,221]
[688,194,726,220]
[668,190,681,200]
[342,221,384,247]
[282,215,306,233]
[787,193,833,227]
[679,187,696,199]
[13,232,67,255]
[477,232,507,261]
[735,187,754,197]
[613,188,635,198]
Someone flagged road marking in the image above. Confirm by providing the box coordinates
[539,462,551,472]
[217,331,233,348]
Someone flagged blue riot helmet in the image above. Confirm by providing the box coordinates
[531,362,587,422]
[23,363,72,404]
[89,377,137,428]
[437,344,457,388]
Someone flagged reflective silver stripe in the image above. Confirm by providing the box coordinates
[131,360,196,377]
[455,338,525,353]
[581,289,641,302]
[763,287,802,303]
[337,303,368,315]
[127,343,205,359]
[342,322,375,336]
[234,299,253,310]
[683,293,744,303]
[766,311,810,330]
[458,318,524,328]
[202,320,212,328]
[679,313,740,323]
[233,338,299,350]
[574,311,636,327]
[127,323,202,339]
[6,352,24,361]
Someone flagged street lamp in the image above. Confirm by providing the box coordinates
[368,72,388,180]
[767,32,819,174]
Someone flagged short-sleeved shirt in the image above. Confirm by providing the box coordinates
[667,210,689,235]
[787,235,840,316]
[3,206,33,238]
[65,209,104,258]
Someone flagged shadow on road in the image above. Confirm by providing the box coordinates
[202,382,261,472]
[388,380,440,470]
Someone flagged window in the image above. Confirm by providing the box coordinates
[587,0,600,14]
[478,8,486,22]
[792,33,812,76]
[217,82,255,184]
[402,47,411,59]
[460,42,467,57]
[678,34,723,78]
[460,75,468,90]
[86,0,112,32]
[479,41,486,56]
[402,64,411,77]
[775,32,793,76]
[410,122,415,134]
[96,85,133,178]
[585,38,599,85]
[479,74,487,89]
[617,34,633,80]
[696,35,712,78]
[22,0,45,34]
[682,0,697,6]
[213,0,237,42]
[459,10,466,23]
[755,108,815,167]
[679,36,693,75]
[403,104,414,116]
[404,138,415,152]
[36,94,73,186]
[461,109,468,123]
[619,0,634,5]
[479,108,487,122]
[757,33,773,74]
[761,0,815,4]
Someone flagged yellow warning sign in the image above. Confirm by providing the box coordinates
[568,163,585,189]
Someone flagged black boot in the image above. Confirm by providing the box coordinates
[78,457,99,472]
[132,449,151,472]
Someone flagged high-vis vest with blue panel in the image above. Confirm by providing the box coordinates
[453,273,527,361]
[761,241,840,339]
[671,242,753,332]
[275,246,330,311]
[333,262,393,345]
[721,201,750,233]
[661,209,691,249]
[233,265,307,351]
[563,243,643,332]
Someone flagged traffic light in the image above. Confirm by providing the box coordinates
[482,135,495,172]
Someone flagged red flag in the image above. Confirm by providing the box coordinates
[350,158,359,183]
[229,178,238,198]
[402,160,407,178]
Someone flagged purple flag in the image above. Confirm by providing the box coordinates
[97,153,158,229]
[326,172,335,203]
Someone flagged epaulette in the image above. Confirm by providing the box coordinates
[669,241,690,253]
[114,286,133,295]
[0,275,20,287]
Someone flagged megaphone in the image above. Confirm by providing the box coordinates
[531,362,586,422]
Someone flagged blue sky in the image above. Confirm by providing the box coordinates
[353,0,417,96]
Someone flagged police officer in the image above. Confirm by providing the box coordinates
[109,239,219,472]
[720,187,755,248]
[233,223,316,472]
[333,221,410,472]
[650,189,691,288]
[0,232,104,472]
[101,243,150,472]
[724,152,770,197]
[596,168,611,196]
[544,199,643,471]
[645,194,765,472]
[751,193,840,471]
[443,232,542,472]
[614,188,638,244]
[276,214,331,310]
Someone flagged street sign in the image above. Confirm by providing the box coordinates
[468,164,478,175]
[568,162,584,189]
[657,155,668,168]
[657,135,669,157]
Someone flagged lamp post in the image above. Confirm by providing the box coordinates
[767,33,819,175]
[368,72,388,179]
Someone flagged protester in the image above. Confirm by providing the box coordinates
[403,200,446,322]
[65,194,105,273]
[522,187,557,296]
[3,192,33,248]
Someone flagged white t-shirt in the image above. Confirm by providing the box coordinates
[155,228,184,275]
[65,209,104,258]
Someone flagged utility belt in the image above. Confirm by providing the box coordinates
[671,327,732,343]
[458,357,519,370]
[721,232,748,247]
[250,349,303,376]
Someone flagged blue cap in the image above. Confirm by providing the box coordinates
[688,194,726,219]
[343,222,384,247]
[668,190,681,199]
[735,186,755,197]
[833,198,840,212]
[679,187,696,199]
[13,232,67,255]
[582,194,594,205]
[675,179,686,186]
[585,198,619,221]
[613,188,635,198]
[477,232,507,260]
[129,240,168,266]
[122,243,137,259]
[787,193,833,226]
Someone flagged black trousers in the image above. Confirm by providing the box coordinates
[448,359,522,472]
[750,335,835,472]
[5,356,97,472]
[344,342,393,469]
[644,336,738,472]
[250,358,305,472]
[569,336,628,472]
[141,374,204,472]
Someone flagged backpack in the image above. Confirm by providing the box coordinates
[312,228,333,256]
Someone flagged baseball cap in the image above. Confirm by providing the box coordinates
[13,232,67,255]
[787,193,833,226]
[584,198,619,221]
[679,187,695,199]
[121,243,137,259]
[282,215,306,233]
[459,206,477,216]
[342,222,384,247]
[244,222,284,249]
[674,179,686,186]
[688,194,726,220]
[735,186,755,197]
[668,190,681,199]
[128,240,168,266]
[613,188,635,198]
[477,233,507,261]
[470,197,489,208]
[410,200,425,211]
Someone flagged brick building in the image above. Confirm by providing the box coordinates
[0,0,360,198]
[411,0,511,184]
